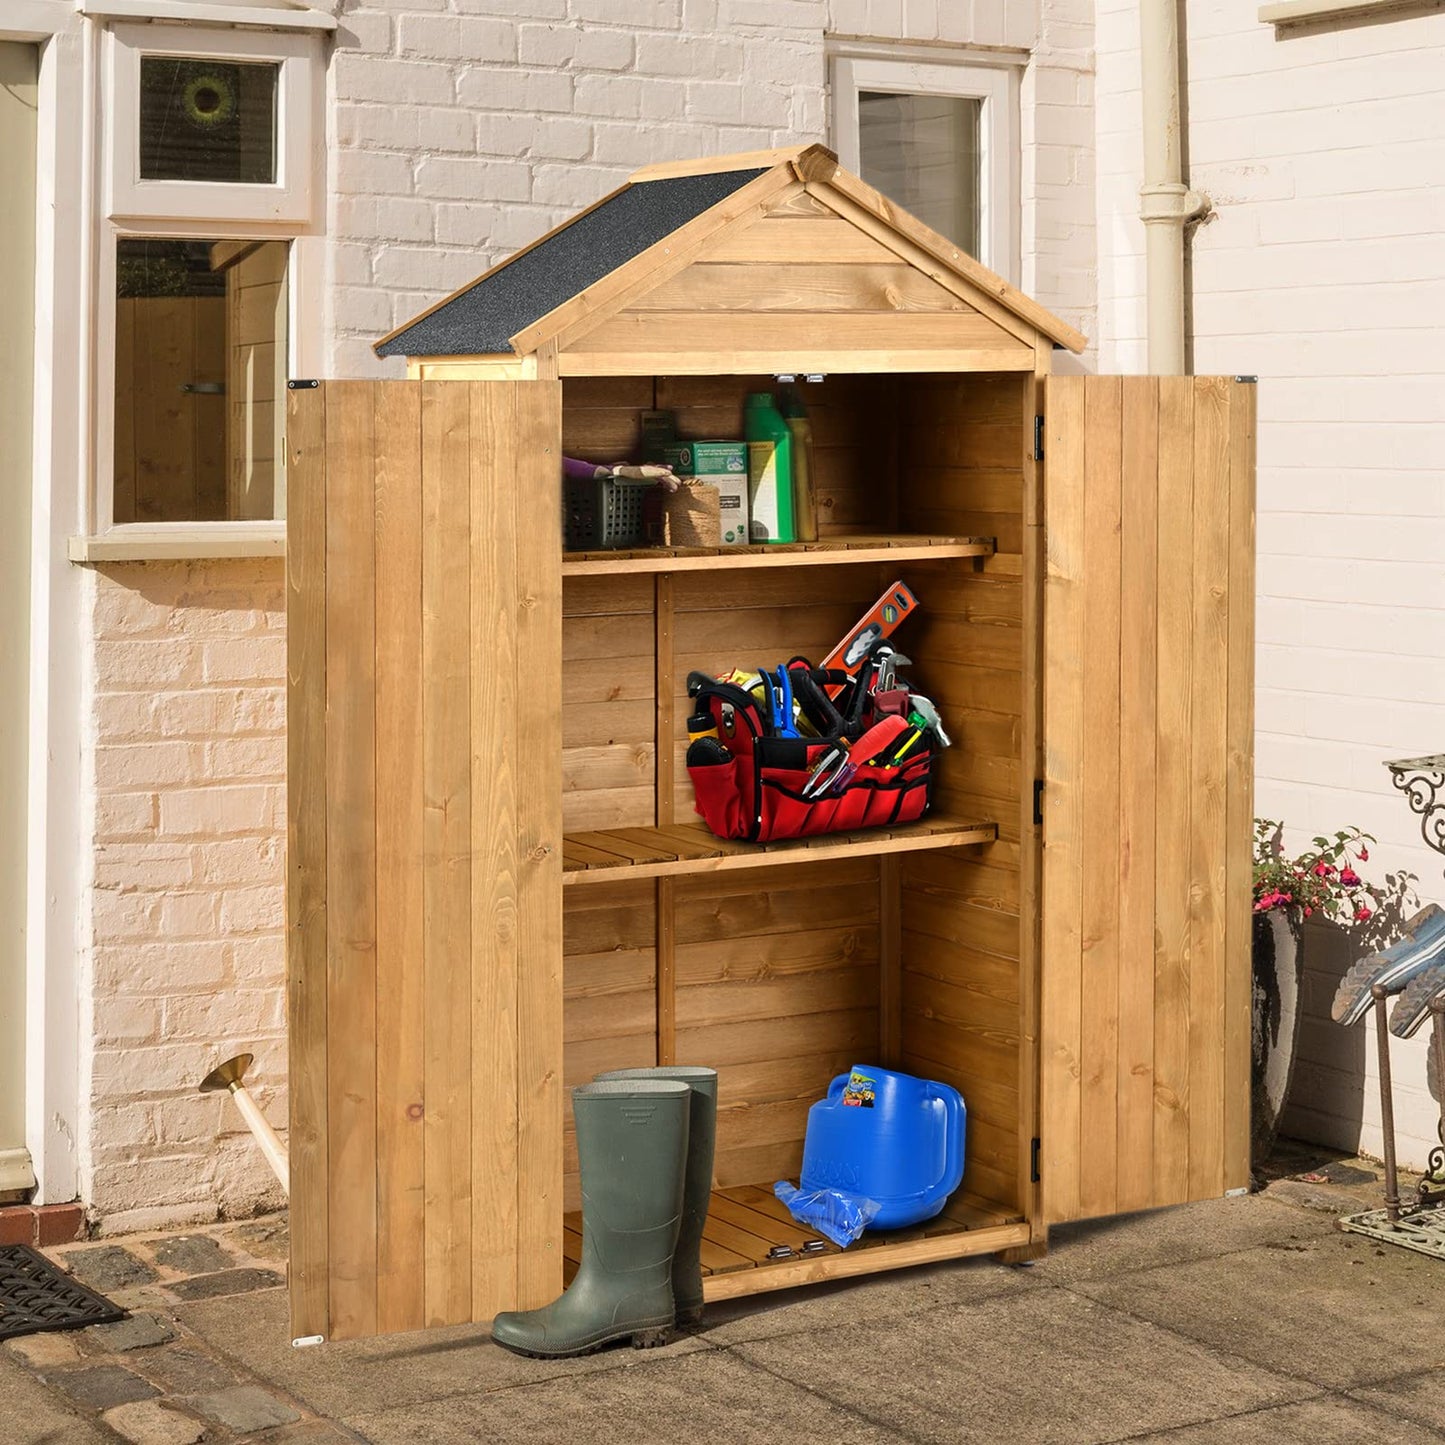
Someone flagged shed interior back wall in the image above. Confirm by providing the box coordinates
[559,372,1028,1218]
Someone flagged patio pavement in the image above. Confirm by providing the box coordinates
[5,1151,1445,1444]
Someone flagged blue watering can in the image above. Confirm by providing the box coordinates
[799,1065,966,1230]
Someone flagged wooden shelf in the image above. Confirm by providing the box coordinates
[564,1184,1028,1301]
[561,814,997,886]
[562,533,994,577]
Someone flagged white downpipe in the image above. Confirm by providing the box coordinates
[1138,0,1209,375]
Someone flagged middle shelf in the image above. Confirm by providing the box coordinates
[561,814,998,886]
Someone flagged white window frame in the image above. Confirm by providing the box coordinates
[830,49,1020,286]
[72,18,324,558]
[104,21,318,226]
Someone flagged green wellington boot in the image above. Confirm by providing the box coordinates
[595,1066,717,1325]
[491,1080,690,1358]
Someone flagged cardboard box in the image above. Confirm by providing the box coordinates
[659,441,749,545]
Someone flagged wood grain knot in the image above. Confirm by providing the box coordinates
[406,1103,424,1121]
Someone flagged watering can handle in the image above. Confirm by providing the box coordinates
[927,1083,967,1196]
[826,1073,849,1104]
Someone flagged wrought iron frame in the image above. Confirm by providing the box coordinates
[1386,752,1445,858]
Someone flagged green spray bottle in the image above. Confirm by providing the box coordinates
[745,393,795,543]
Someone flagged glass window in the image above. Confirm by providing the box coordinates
[857,91,982,257]
[113,238,289,523]
[139,57,279,185]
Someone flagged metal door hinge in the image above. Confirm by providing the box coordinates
[1033,778,1044,826]
[1233,375,1258,384]
[288,379,319,390]
[1033,415,1044,461]
[1031,1137,1041,1183]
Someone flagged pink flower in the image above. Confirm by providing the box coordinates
[1358,846,1369,862]
[1355,905,1373,922]
[1313,861,1335,877]
[1304,906,1313,917]
[1339,868,1361,887]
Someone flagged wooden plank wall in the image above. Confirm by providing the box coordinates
[287,379,564,1344]
[113,296,227,522]
[676,859,883,1187]
[224,241,288,520]
[1040,376,1255,1224]
[561,879,657,1211]
[893,373,1030,1214]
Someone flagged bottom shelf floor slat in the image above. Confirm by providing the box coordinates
[562,1182,1028,1299]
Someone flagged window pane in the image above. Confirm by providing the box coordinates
[139,58,278,184]
[858,91,982,256]
[114,238,289,523]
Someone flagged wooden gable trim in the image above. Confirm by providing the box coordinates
[819,170,1089,354]
[505,168,804,359]
[629,142,837,184]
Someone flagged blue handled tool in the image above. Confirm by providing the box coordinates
[760,665,800,737]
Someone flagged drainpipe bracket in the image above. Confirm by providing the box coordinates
[1139,182,1212,225]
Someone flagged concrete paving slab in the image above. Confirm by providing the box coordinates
[188,1381,303,1431]
[699,1253,1045,1346]
[733,1284,1311,1445]
[63,1244,158,1292]
[1037,1195,1330,1283]
[1350,1367,1445,1436]
[1074,1231,1443,1391]
[81,1312,177,1353]
[101,1397,207,1445]
[45,1362,160,1410]
[346,1346,902,1445]
[150,1235,234,1277]
[0,1351,115,1443]
[1123,1394,1438,1442]
[173,1285,712,1418]
[167,1266,283,1301]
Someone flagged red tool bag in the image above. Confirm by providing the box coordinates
[686,661,935,844]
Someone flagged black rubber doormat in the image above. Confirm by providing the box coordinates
[0,1244,125,1340]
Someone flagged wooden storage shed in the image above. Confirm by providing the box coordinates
[286,145,1257,1344]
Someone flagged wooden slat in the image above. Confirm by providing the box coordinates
[562,818,997,885]
[702,216,904,265]
[511,381,565,1309]
[470,384,521,1316]
[561,536,992,578]
[1223,383,1257,1192]
[323,382,379,1339]
[421,382,473,1325]
[1078,376,1122,1220]
[1152,376,1195,1208]
[372,383,426,1335]
[1187,378,1232,1200]
[625,262,978,315]
[285,384,328,1341]
[1040,374,1086,1224]
[1115,378,1159,1214]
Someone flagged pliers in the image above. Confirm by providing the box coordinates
[760,665,800,737]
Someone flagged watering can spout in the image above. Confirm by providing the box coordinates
[200,1052,290,1194]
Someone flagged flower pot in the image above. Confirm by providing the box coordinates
[1251,907,1304,1170]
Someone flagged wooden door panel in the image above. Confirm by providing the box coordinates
[287,379,563,1342]
[1040,375,1255,1224]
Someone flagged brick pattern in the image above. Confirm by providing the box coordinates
[86,562,288,1232]
[1093,0,1445,1166]
[0,1203,85,1247]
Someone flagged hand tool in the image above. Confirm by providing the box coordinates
[908,694,952,749]
[761,665,800,737]
[801,742,851,799]
[873,646,911,694]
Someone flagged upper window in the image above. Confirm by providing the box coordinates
[105,23,317,224]
[832,53,1018,284]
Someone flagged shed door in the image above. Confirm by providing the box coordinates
[287,379,563,1342]
[1039,376,1255,1224]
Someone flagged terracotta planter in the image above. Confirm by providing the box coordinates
[1251,907,1304,1169]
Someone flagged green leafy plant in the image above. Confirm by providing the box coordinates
[1253,819,1382,924]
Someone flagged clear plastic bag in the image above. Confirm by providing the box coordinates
[774,1180,881,1248]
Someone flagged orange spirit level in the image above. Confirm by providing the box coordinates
[820,581,919,693]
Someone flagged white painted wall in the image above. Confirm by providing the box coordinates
[1096,0,1445,1167]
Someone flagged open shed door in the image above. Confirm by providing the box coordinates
[287,379,563,1342]
[1040,376,1255,1224]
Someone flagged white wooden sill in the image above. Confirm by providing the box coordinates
[69,525,286,562]
[1259,0,1428,25]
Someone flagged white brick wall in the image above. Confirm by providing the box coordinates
[85,561,288,1233]
[81,2,1107,1223]
[1094,0,1445,1166]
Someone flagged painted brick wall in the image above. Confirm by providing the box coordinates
[1094,0,1445,1166]
[86,561,288,1233]
[82,2,1103,1223]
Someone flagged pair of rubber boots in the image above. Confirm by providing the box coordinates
[491,1066,716,1359]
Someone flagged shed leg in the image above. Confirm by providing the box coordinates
[996,1239,1048,1266]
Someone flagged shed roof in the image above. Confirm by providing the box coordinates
[374,145,1088,362]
